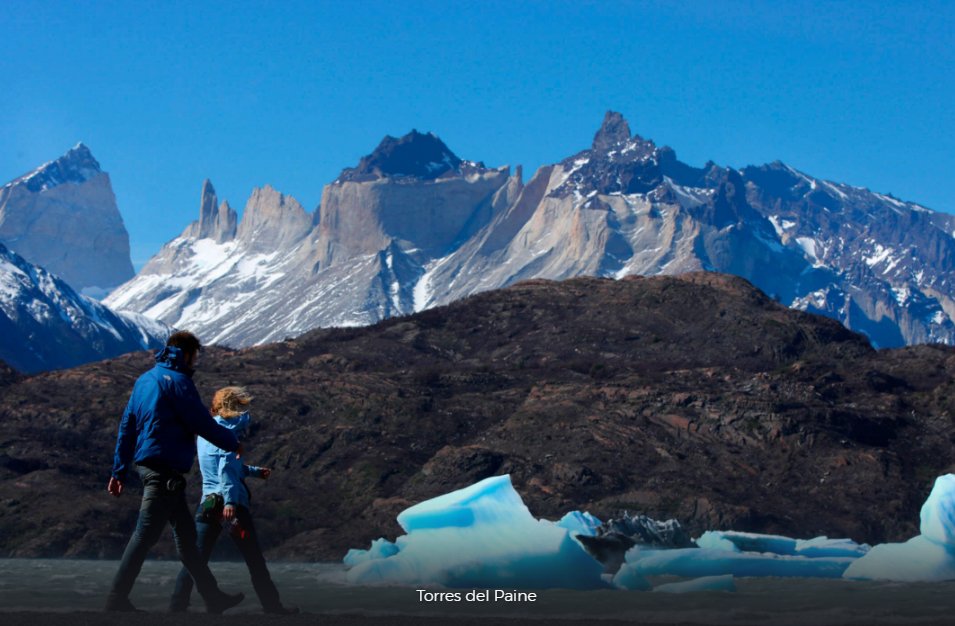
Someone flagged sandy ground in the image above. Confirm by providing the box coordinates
[3,559,955,626]
[7,614,955,626]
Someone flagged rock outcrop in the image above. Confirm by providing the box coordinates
[3,274,955,559]
[109,113,955,348]
[0,144,135,296]
[0,243,168,373]
[106,131,515,346]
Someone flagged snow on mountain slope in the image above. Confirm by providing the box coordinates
[106,138,513,347]
[110,113,955,349]
[0,243,168,373]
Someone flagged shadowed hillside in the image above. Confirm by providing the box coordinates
[1,273,954,560]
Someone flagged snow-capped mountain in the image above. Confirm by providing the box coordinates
[104,133,514,347]
[108,113,955,348]
[0,144,135,297]
[0,243,168,373]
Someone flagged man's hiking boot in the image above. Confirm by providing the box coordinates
[206,591,245,614]
[168,601,189,613]
[264,605,300,615]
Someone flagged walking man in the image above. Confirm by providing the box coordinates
[105,331,245,613]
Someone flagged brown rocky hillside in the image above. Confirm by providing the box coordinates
[1,272,954,560]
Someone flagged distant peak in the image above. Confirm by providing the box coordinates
[183,178,235,243]
[592,111,632,152]
[5,143,103,192]
[336,129,468,182]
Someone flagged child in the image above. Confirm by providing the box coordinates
[169,386,298,615]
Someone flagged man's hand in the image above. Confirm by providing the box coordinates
[107,477,124,497]
[235,443,244,460]
[260,468,272,480]
[223,504,236,521]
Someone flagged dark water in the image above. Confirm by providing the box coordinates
[2,559,955,625]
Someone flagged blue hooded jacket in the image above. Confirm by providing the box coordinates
[111,346,239,480]
[197,411,266,509]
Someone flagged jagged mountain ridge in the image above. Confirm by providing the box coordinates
[3,274,955,559]
[0,243,169,373]
[108,112,954,348]
[0,144,135,296]
[105,141,515,345]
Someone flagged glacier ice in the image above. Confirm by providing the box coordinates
[344,475,606,589]
[614,546,854,582]
[555,511,602,536]
[696,531,870,558]
[343,537,399,568]
[344,473,955,590]
[842,536,955,582]
[920,474,955,547]
[843,474,955,582]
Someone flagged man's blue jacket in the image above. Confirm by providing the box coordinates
[111,346,239,480]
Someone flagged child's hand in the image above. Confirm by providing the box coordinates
[260,468,272,480]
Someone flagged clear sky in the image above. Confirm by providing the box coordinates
[2,0,953,266]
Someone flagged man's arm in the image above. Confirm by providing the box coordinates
[172,379,239,452]
[111,399,137,482]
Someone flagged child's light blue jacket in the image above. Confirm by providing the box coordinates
[197,411,266,508]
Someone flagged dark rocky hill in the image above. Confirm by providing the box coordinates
[2,273,954,560]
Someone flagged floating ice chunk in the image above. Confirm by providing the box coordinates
[653,574,736,593]
[343,537,399,568]
[921,474,955,547]
[622,546,853,579]
[556,511,603,537]
[396,474,526,531]
[843,536,955,582]
[611,560,652,590]
[695,531,868,559]
[795,536,870,558]
[344,475,606,589]
[695,530,796,555]
[843,474,955,582]
[695,534,739,552]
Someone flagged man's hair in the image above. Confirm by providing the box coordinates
[166,330,202,356]
[212,386,253,418]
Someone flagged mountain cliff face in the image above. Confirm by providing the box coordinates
[105,137,515,346]
[109,113,954,348]
[415,112,955,349]
[2,274,955,559]
[0,243,168,373]
[0,144,135,297]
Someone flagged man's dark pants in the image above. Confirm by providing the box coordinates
[107,465,228,606]
[170,504,282,611]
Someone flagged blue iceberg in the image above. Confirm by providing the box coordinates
[344,475,606,589]
[696,530,870,558]
[344,473,955,589]
[844,474,955,582]
[555,510,603,537]
[613,545,854,586]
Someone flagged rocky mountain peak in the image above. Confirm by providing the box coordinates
[552,112,664,197]
[236,184,311,251]
[592,110,632,152]
[6,142,103,193]
[0,144,134,293]
[184,179,237,243]
[336,129,467,182]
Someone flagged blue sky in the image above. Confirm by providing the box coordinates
[2,0,953,266]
